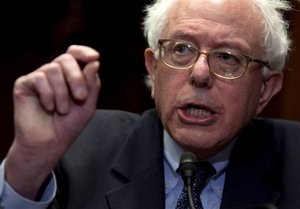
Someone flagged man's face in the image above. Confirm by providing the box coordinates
[145,0,283,158]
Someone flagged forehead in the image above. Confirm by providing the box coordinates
[164,0,265,54]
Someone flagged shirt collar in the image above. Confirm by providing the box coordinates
[163,130,236,176]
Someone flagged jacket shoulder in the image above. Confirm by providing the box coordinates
[251,117,300,138]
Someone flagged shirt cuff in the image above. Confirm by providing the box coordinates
[0,160,57,209]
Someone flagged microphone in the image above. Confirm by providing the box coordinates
[178,151,198,209]
[178,153,278,209]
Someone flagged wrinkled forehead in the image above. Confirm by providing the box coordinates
[169,0,262,23]
[168,1,263,34]
[163,0,265,52]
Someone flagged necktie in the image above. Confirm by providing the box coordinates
[176,161,216,209]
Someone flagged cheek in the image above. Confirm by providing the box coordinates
[224,79,262,122]
[152,68,187,121]
[153,67,180,96]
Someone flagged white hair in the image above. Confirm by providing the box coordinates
[142,0,176,56]
[142,0,292,74]
[252,0,292,72]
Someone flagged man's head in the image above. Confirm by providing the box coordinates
[143,0,291,73]
[142,0,292,158]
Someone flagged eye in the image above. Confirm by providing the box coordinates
[214,52,241,65]
[213,51,241,66]
[172,43,192,55]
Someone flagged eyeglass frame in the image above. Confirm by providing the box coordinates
[157,39,270,80]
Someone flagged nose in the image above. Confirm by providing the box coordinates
[189,54,213,88]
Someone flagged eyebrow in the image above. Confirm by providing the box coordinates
[168,32,253,55]
[168,32,199,44]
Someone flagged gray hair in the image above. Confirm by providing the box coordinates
[142,0,292,80]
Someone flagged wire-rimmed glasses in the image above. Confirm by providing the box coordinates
[157,39,269,79]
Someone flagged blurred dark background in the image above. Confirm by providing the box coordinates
[0,0,299,158]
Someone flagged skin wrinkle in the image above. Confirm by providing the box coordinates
[145,0,281,159]
[167,1,265,57]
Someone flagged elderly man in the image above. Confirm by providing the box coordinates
[1,0,299,209]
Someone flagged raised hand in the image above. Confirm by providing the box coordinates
[5,45,101,200]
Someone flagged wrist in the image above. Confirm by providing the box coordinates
[4,142,58,200]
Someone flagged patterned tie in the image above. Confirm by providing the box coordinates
[176,161,216,209]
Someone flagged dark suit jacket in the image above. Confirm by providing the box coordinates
[49,109,300,209]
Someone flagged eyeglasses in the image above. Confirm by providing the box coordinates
[157,39,270,80]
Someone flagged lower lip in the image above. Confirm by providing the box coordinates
[177,108,216,125]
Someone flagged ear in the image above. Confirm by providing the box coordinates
[255,72,284,116]
[144,48,157,98]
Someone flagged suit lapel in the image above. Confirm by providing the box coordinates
[220,161,281,209]
[220,120,282,209]
[106,110,165,209]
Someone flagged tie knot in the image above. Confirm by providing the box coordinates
[192,161,216,192]
[176,160,216,209]
[196,161,216,179]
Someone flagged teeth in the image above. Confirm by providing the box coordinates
[186,107,211,117]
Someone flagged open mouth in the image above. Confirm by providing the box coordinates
[178,104,217,125]
[186,105,213,117]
